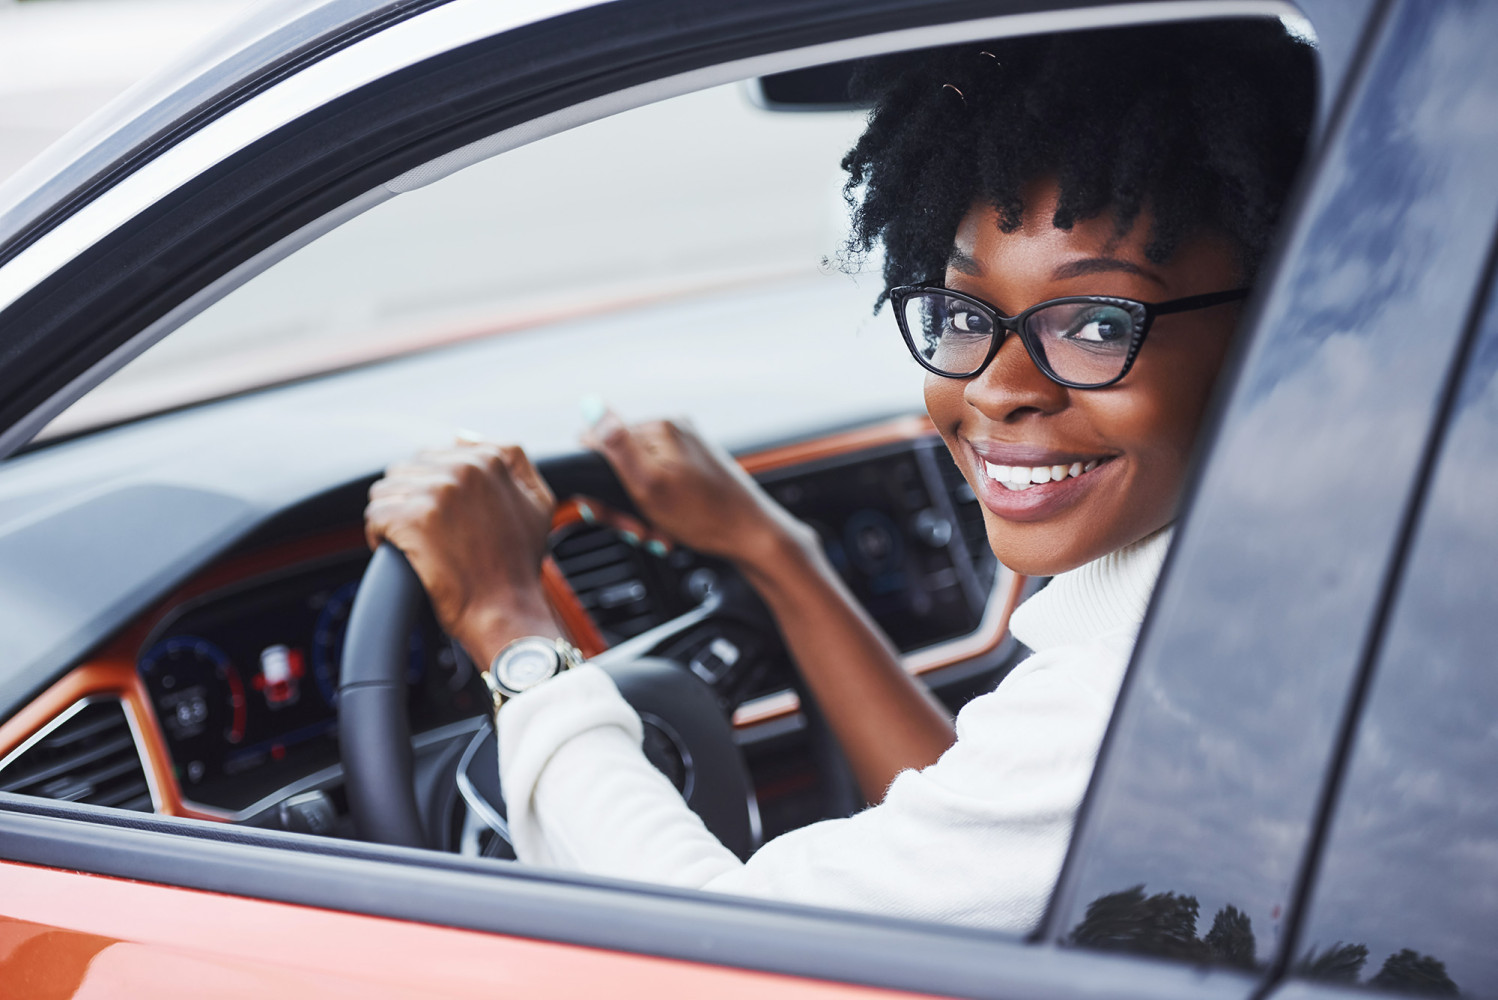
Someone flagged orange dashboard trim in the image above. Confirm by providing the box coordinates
[1,416,1018,821]
[737,414,937,475]
[541,557,609,657]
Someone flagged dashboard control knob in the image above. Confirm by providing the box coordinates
[913,508,953,548]
[684,568,719,602]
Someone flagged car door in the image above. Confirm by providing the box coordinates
[1264,219,1498,1000]
[1042,0,1498,988]
[1,0,1469,997]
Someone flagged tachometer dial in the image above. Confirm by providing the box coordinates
[138,635,247,746]
[311,581,424,708]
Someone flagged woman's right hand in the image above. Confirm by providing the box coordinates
[581,404,815,571]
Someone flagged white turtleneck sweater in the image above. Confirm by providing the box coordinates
[497,527,1172,932]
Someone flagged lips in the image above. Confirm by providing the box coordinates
[965,441,1117,522]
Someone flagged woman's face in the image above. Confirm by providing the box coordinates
[925,182,1243,576]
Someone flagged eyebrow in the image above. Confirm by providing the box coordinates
[1051,256,1166,286]
[945,248,1167,287]
[946,247,984,276]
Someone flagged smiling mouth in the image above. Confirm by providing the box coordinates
[981,457,1111,491]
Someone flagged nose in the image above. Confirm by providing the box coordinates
[963,333,1069,421]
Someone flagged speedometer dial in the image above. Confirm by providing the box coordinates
[138,636,247,748]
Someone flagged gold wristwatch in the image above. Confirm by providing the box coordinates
[482,636,585,714]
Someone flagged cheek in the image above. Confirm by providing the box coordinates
[1110,337,1235,471]
[923,372,964,427]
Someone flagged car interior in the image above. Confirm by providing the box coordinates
[0,61,1037,861]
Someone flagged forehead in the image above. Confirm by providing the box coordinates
[951,186,1150,270]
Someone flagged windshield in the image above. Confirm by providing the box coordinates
[39,81,874,438]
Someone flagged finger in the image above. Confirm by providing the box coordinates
[587,410,653,491]
[498,445,556,512]
[364,493,431,550]
[382,449,474,480]
[579,396,625,450]
[633,420,686,464]
[368,471,456,500]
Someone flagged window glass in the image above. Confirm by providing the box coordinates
[42,82,895,438]
[1292,272,1498,996]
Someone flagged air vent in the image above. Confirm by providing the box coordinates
[934,448,998,592]
[0,699,153,811]
[552,524,665,643]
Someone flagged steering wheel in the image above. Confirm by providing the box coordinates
[337,467,758,859]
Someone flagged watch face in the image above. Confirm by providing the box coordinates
[495,639,560,694]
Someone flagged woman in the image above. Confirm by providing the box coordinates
[365,21,1313,931]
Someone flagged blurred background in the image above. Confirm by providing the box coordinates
[0,0,251,186]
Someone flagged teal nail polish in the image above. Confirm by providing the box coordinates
[620,531,640,546]
[579,395,607,427]
[578,503,596,524]
[646,539,668,557]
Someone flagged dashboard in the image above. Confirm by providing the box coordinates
[0,417,1017,835]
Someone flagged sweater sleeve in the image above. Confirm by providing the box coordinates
[498,635,1131,931]
[498,665,744,885]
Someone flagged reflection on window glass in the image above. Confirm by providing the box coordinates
[1292,288,1498,997]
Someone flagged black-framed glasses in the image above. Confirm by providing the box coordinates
[891,285,1250,389]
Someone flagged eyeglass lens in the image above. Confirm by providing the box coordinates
[901,290,1143,386]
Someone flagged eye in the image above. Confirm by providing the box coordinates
[1063,306,1133,344]
[946,308,994,337]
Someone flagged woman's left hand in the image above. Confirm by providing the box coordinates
[582,404,816,572]
[364,437,561,666]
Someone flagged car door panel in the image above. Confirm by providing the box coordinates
[0,860,931,1000]
[1046,0,1498,975]
[0,793,1269,1000]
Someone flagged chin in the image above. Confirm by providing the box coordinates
[984,524,1093,578]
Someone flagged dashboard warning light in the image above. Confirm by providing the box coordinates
[255,644,304,708]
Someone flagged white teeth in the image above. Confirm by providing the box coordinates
[981,455,1107,489]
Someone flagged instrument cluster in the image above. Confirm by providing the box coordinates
[138,554,484,813]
